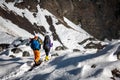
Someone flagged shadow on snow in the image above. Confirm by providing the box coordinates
[49,44,115,69]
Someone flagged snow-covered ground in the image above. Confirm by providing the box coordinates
[0,0,90,50]
[0,0,120,80]
[0,38,120,80]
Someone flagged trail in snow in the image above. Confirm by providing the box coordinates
[0,41,120,80]
[0,60,32,80]
[0,53,57,80]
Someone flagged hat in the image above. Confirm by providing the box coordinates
[34,36,38,39]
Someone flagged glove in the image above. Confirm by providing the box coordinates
[50,43,53,47]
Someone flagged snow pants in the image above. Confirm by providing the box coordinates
[45,48,50,56]
[33,50,40,64]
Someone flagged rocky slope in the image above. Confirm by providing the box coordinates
[40,0,120,40]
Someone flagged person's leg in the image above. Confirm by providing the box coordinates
[45,50,49,56]
[45,48,50,61]
[45,48,50,56]
[33,50,40,64]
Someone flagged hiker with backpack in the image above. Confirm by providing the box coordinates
[43,35,53,61]
[30,35,43,66]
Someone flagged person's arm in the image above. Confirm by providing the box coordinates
[38,37,43,44]
[40,39,43,44]
[50,41,53,47]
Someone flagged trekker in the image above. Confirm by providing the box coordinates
[43,35,53,61]
[30,36,42,66]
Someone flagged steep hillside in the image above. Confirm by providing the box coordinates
[40,0,120,40]
[0,0,91,50]
[1,0,120,41]
[1,0,120,40]
[0,1,120,80]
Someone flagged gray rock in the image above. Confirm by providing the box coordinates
[9,55,16,58]
[11,48,22,54]
[117,52,120,60]
[73,49,80,52]
[55,46,64,51]
[22,51,30,57]
[0,44,9,52]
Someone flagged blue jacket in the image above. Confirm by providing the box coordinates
[30,39,41,50]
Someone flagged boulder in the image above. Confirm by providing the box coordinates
[0,44,9,52]
[55,46,64,51]
[11,48,22,54]
[112,68,120,78]
[9,55,16,58]
[117,51,120,60]
[22,51,30,57]
[73,49,80,52]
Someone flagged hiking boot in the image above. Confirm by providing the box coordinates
[35,60,42,66]
[45,56,49,61]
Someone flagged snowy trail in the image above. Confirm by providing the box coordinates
[1,61,33,80]
[1,41,120,80]
[0,55,56,80]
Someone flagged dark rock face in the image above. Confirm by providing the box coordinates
[14,0,38,12]
[40,0,120,40]
[5,0,14,3]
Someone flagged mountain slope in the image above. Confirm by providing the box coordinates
[0,0,91,50]
[0,1,120,80]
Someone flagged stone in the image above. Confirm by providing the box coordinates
[11,48,22,54]
[73,49,80,52]
[22,51,30,57]
[55,46,64,51]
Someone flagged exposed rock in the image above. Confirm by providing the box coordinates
[11,48,22,54]
[0,44,9,52]
[45,15,68,48]
[117,52,120,60]
[78,37,96,45]
[55,46,65,51]
[2,0,120,41]
[14,0,38,12]
[84,42,106,50]
[110,77,115,80]
[40,0,120,40]
[51,53,59,56]
[73,49,80,52]
[9,55,16,58]
[112,68,120,78]
[91,64,97,68]
[0,6,44,35]
[22,51,30,57]
[114,51,120,60]
[5,0,14,3]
